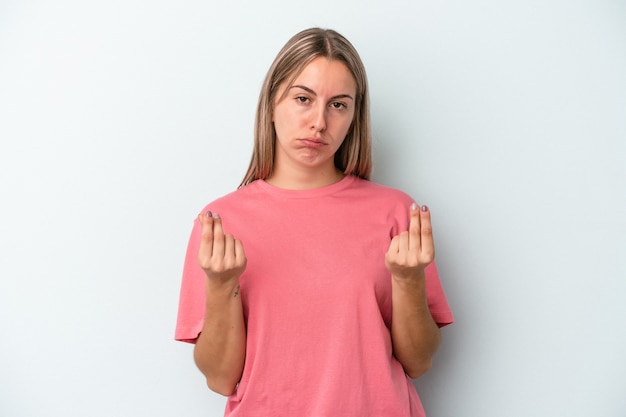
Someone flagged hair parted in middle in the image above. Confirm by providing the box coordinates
[240,27,372,187]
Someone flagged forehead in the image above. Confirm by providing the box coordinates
[288,56,357,94]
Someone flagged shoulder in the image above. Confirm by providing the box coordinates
[344,177,417,232]
[199,180,265,214]
[347,177,414,206]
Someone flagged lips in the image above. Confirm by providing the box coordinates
[298,137,326,147]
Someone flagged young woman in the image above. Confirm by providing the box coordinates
[175,27,453,417]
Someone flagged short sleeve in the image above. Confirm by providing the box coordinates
[174,218,206,343]
[393,195,454,328]
[424,262,454,327]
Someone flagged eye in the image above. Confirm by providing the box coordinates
[296,96,310,104]
[330,101,347,110]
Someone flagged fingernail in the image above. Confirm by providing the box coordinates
[421,205,429,212]
[205,211,212,217]
[212,213,220,219]
[410,202,418,211]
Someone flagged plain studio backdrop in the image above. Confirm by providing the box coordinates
[1,1,625,416]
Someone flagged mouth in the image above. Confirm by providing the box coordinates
[298,137,326,147]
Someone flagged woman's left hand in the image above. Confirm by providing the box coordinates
[385,203,435,281]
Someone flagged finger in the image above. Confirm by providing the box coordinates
[419,205,435,260]
[198,211,214,263]
[388,234,400,255]
[408,202,421,253]
[211,213,225,258]
[385,235,400,266]
[234,238,246,266]
[223,233,235,267]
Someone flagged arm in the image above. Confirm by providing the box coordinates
[385,204,441,379]
[193,212,247,395]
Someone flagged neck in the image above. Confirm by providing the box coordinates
[266,165,345,190]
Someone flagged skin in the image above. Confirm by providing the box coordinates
[386,203,441,378]
[267,56,356,190]
[193,212,246,395]
[193,57,441,395]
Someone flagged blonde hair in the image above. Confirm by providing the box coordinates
[240,28,372,187]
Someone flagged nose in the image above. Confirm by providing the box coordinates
[310,103,327,132]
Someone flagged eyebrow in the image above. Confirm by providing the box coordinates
[290,85,354,101]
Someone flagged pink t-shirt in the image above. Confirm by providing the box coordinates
[176,175,453,417]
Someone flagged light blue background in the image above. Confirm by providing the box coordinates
[1,1,625,416]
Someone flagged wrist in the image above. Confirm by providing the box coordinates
[205,276,241,297]
[391,268,426,285]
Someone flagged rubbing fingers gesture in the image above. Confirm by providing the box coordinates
[198,212,247,283]
[385,204,435,281]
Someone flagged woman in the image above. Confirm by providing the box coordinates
[175,27,453,416]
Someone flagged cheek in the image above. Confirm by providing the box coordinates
[272,109,287,135]
[275,107,307,135]
[273,116,296,143]
[337,114,355,136]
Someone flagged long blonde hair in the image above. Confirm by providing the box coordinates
[240,28,372,187]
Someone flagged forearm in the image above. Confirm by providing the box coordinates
[391,271,441,379]
[194,279,246,396]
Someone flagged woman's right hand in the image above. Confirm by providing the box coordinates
[195,212,248,395]
[198,212,247,283]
